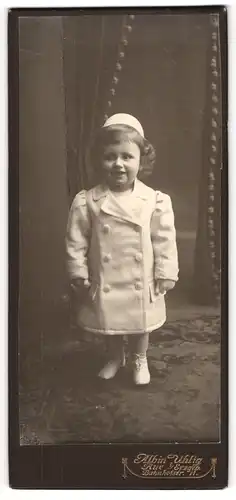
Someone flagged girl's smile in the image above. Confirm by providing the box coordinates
[101,141,141,191]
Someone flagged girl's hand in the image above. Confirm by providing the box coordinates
[155,279,176,295]
[71,278,91,293]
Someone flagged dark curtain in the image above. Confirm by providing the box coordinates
[193,14,221,306]
[62,12,221,306]
[62,14,124,201]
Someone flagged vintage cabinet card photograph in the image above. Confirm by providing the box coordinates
[8,6,228,489]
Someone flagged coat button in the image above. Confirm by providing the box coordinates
[103,224,110,234]
[103,284,111,293]
[135,252,142,262]
[135,282,142,290]
[103,254,111,263]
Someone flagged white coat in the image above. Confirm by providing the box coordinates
[66,179,179,335]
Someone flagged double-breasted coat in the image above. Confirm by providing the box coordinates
[66,179,179,335]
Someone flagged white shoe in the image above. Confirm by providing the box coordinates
[98,355,126,380]
[132,354,150,385]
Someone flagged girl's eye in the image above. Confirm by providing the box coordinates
[123,154,133,160]
[103,152,134,161]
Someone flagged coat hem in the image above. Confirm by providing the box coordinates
[77,318,166,335]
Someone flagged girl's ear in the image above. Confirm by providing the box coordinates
[137,160,147,182]
[138,141,156,181]
[138,162,144,173]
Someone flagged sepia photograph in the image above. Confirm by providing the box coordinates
[15,10,224,448]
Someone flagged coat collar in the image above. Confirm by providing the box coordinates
[92,179,149,201]
[92,183,109,201]
[91,179,150,226]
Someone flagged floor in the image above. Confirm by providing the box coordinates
[19,298,220,445]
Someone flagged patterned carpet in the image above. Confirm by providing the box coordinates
[19,314,220,445]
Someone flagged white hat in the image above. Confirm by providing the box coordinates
[103,113,144,138]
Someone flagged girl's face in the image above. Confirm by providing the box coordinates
[101,140,141,191]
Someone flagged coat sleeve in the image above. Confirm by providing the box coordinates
[65,190,91,281]
[150,192,179,281]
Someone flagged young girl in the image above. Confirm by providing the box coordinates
[66,113,179,385]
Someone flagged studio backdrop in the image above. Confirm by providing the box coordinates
[17,12,222,445]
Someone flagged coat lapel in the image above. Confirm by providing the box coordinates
[92,180,150,226]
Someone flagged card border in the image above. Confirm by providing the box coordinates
[8,5,228,489]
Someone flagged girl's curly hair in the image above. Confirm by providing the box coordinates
[87,124,156,184]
